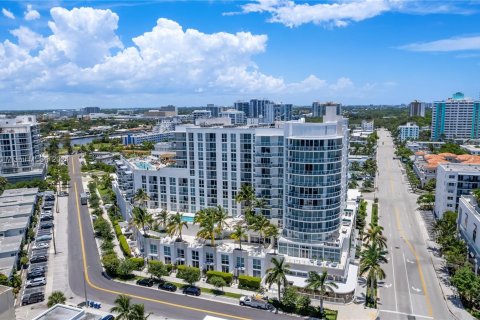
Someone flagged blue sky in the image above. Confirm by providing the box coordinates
[0,0,479,109]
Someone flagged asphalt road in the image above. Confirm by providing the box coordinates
[66,155,295,320]
[375,129,451,320]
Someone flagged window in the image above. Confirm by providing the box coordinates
[205,252,214,271]
[177,249,185,265]
[221,254,229,273]
[253,259,261,278]
[164,246,171,264]
[236,257,245,269]
[150,244,158,255]
[192,250,199,268]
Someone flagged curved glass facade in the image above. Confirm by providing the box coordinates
[284,137,344,243]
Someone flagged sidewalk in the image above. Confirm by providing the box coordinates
[417,210,475,320]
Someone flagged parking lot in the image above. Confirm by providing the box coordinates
[20,192,56,306]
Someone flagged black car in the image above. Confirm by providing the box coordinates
[158,282,177,292]
[29,266,45,273]
[40,222,54,229]
[21,292,44,305]
[30,255,48,263]
[40,215,53,222]
[27,270,45,280]
[136,278,154,287]
[182,286,201,296]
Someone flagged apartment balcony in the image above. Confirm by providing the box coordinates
[287,168,342,175]
[287,202,341,210]
[287,145,343,151]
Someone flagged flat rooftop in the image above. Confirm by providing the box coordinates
[0,256,16,276]
[32,304,85,320]
[0,216,29,233]
[0,205,33,219]
[0,194,37,207]
[439,163,480,173]
[0,235,23,254]
[0,187,38,198]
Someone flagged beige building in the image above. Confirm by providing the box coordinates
[0,285,15,320]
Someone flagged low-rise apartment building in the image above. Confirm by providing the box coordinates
[398,122,419,141]
[457,195,480,273]
[434,164,480,218]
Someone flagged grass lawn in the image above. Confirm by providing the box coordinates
[97,185,109,198]
[325,309,338,320]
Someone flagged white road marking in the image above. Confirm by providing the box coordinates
[403,252,414,315]
[407,259,415,264]
[384,283,392,288]
[412,286,422,293]
[379,309,434,319]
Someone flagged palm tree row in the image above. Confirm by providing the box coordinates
[194,206,228,247]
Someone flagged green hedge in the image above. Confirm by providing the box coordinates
[206,270,233,285]
[176,265,200,280]
[113,223,122,237]
[238,275,261,290]
[129,257,145,271]
[371,203,379,225]
[147,260,173,273]
[118,235,131,257]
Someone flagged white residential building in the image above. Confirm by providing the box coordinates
[122,131,173,145]
[461,145,480,155]
[431,92,480,141]
[398,122,419,141]
[457,195,480,273]
[361,120,374,132]
[219,109,246,125]
[434,163,480,219]
[0,116,45,183]
[312,102,341,118]
[116,105,358,302]
[192,110,212,122]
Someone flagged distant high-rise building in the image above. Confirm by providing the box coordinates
[409,100,425,117]
[0,116,45,182]
[431,92,480,141]
[264,103,293,123]
[233,101,249,116]
[219,109,246,125]
[81,106,101,114]
[206,104,222,118]
[312,102,341,118]
[191,110,211,122]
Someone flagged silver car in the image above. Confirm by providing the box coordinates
[26,277,46,288]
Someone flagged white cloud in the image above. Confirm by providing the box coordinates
[0,6,385,106]
[24,4,40,21]
[2,8,15,19]
[401,35,480,52]
[229,0,393,28]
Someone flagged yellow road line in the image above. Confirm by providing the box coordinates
[387,157,433,317]
[72,158,250,320]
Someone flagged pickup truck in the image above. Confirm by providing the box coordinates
[239,295,273,310]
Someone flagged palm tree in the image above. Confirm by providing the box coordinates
[305,270,338,317]
[252,215,270,244]
[214,205,229,235]
[157,209,169,231]
[230,223,247,250]
[47,291,66,307]
[265,257,290,301]
[167,212,188,241]
[363,223,388,249]
[264,224,280,253]
[110,295,133,320]
[195,208,217,246]
[235,184,256,211]
[360,244,388,307]
[134,188,150,208]
[132,207,154,237]
[131,303,152,320]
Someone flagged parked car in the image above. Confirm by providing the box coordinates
[30,255,48,263]
[85,191,91,197]
[100,315,115,320]
[32,242,49,250]
[40,215,53,222]
[158,282,177,292]
[182,286,201,296]
[29,266,45,273]
[239,295,273,310]
[27,270,45,280]
[59,191,69,197]
[26,277,46,288]
[40,222,54,229]
[43,201,54,207]
[42,209,53,215]
[35,235,52,242]
[44,195,55,202]
[21,292,44,305]
[136,278,154,287]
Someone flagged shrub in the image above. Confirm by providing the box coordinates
[206,270,233,285]
[117,259,135,278]
[176,266,200,285]
[118,235,131,257]
[102,253,119,276]
[113,223,122,237]
[209,276,227,292]
[148,260,169,280]
[20,256,29,267]
[238,275,261,290]
[129,257,145,271]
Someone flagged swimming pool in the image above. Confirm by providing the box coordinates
[135,161,154,170]
[181,215,194,223]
